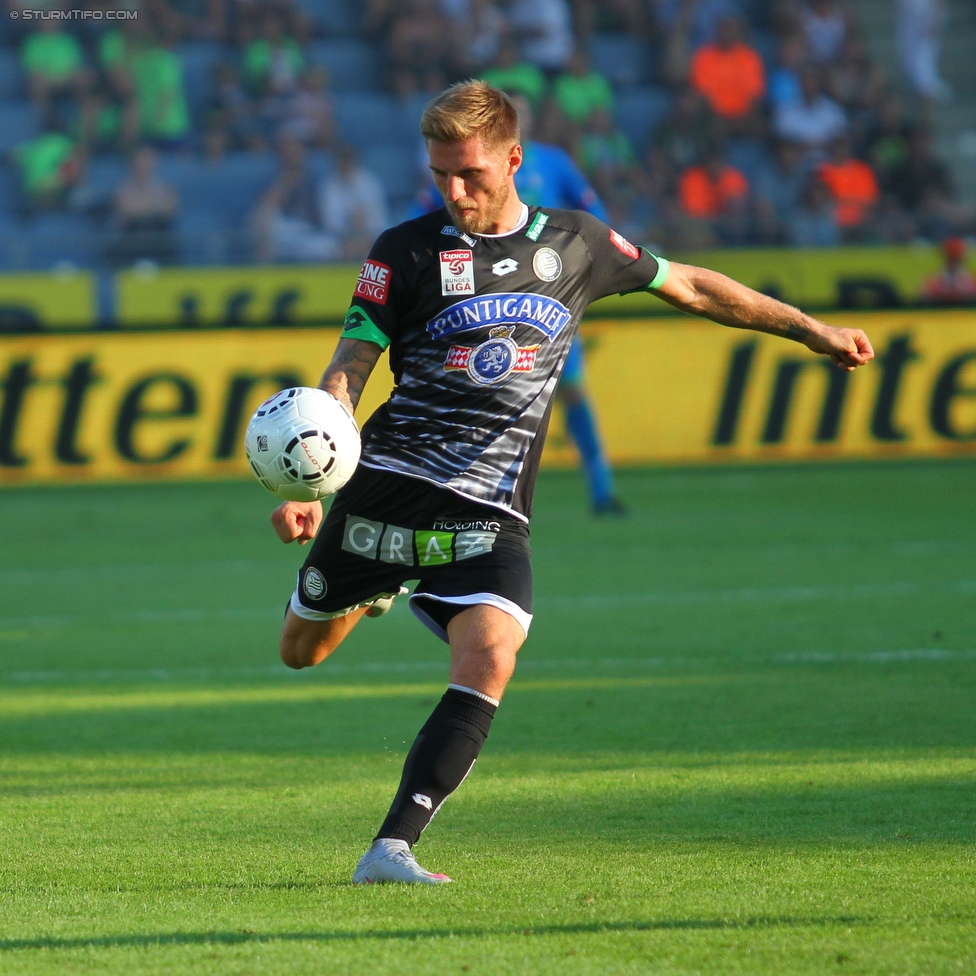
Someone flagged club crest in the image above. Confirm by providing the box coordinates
[443,327,540,386]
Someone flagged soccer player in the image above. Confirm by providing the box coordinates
[271,81,874,885]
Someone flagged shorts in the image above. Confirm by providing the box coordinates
[290,465,533,643]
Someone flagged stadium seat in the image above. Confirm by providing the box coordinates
[361,143,421,200]
[156,152,277,226]
[589,32,654,88]
[0,164,20,212]
[308,39,383,92]
[24,212,99,269]
[614,86,671,155]
[724,137,771,185]
[332,92,402,149]
[296,0,360,37]
[175,209,237,265]
[85,156,129,202]
[209,151,278,220]
[0,49,23,100]
[0,101,39,154]
[177,41,227,121]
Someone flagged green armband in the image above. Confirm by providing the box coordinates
[646,253,670,291]
[341,307,391,350]
[617,250,670,297]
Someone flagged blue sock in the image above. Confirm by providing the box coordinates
[564,399,615,506]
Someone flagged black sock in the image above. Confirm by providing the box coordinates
[374,685,497,847]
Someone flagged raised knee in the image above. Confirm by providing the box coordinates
[279,622,327,669]
[279,611,351,669]
[279,634,311,670]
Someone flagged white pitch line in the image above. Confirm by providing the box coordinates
[3,578,974,633]
[1,650,974,687]
[539,579,976,609]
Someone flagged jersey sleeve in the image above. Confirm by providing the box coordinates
[340,228,410,350]
[577,212,670,303]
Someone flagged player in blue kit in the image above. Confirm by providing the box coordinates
[270,82,874,885]
[510,95,626,515]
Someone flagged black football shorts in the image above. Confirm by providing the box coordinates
[289,465,533,642]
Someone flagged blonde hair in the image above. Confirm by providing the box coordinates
[420,80,520,151]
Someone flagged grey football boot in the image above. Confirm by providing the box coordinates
[351,839,452,884]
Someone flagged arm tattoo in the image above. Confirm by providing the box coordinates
[319,338,383,414]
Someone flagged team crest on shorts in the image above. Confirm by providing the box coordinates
[302,567,327,600]
[532,247,562,281]
[443,326,539,385]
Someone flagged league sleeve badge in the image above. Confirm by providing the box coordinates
[439,249,476,296]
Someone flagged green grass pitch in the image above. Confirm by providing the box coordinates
[0,461,974,974]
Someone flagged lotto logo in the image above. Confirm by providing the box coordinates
[609,229,640,260]
[354,260,391,304]
[439,249,475,296]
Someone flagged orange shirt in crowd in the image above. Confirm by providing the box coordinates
[816,159,879,227]
[679,164,749,218]
[690,42,766,118]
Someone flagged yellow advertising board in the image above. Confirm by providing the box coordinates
[0,271,97,330]
[115,265,359,327]
[1,309,975,487]
[543,308,976,466]
[0,328,392,485]
[111,246,973,328]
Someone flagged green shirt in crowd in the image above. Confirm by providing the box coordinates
[21,30,84,82]
[242,38,304,92]
[99,29,130,70]
[553,71,615,124]
[133,46,190,140]
[578,131,635,176]
[15,132,75,196]
[480,62,547,108]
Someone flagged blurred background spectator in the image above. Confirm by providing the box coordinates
[252,135,338,261]
[920,237,976,305]
[816,133,879,240]
[319,143,388,260]
[106,145,179,264]
[689,15,765,133]
[773,65,847,153]
[790,173,840,246]
[897,0,950,104]
[0,0,970,270]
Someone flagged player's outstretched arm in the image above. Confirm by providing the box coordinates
[654,262,875,371]
[270,338,384,545]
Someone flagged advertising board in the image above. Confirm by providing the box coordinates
[2,309,974,487]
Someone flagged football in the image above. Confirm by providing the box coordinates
[244,387,361,501]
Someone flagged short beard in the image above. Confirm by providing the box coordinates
[448,178,510,235]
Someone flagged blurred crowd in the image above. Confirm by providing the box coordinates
[1,0,972,268]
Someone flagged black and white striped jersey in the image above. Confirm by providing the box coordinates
[340,205,667,520]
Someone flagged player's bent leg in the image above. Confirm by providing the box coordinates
[446,603,526,702]
[281,584,410,669]
[279,606,367,669]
